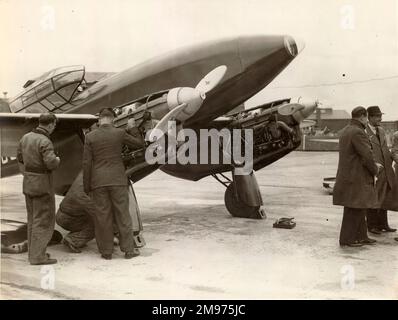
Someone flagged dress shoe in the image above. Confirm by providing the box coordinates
[381,226,397,232]
[62,238,82,253]
[369,228,382,235]
[360,238,377,245]
[340,241,364,247]
[31,258,57,265]
[125,249,140,259]
[101,254,112,260]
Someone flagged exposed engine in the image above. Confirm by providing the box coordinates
[223,103,302,169]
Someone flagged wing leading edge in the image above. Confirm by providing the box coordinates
[0,113,98,156]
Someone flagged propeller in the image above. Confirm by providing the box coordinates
[300,119,316,129]
[195,65,227,94]
[148,103,186,141]
[277,97,320,122]
[277,103,305,116]
[148,65,227,142]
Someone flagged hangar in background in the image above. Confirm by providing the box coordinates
[300,107,398,151]
[308,108,350,133]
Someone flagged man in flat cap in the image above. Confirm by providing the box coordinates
[333,107,380,247]
[365,106,396,234]
[17,113,60,265]
[83,107,143,260]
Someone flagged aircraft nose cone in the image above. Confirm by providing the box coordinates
[284,35,305,57]
[292,97,318,123]
[238,35,305,71]
[238,35,289,69]
[167,87,204,121]
[294,36,305,54]
[301,101,317,119]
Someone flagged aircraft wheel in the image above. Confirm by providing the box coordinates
[224,183,265,219]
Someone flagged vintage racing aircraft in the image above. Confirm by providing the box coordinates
[1,35,317,229]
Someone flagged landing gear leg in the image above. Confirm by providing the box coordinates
[128,182,146,247]
[212,171,266,219]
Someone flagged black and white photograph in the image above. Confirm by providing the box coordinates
[1,0,398,301]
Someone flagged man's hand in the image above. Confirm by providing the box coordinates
[376,162,384,173]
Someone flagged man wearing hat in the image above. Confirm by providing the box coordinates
[365,106,396,234]
[83,107,143,260]
[334,107,380,247]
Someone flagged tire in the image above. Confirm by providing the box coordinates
[224,183,265,219]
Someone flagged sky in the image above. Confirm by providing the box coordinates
[1,0,398,119]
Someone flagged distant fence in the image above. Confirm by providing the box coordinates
[298,130,396,151]
[298,135,339,151]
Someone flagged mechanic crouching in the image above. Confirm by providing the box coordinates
[56,171,96,253]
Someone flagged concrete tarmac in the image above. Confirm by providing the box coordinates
[1,151,397,299]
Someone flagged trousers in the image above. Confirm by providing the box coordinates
[56,209,95,248]
[339,207,368,245]
[367,170,391,229]
[25,193,55,264]
[91,186,135,254]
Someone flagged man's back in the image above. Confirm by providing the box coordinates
[19,129,59,172]
[59,171,96,216]
[83,124,129,190]
[82,111,140,259]
[333,119,377,208]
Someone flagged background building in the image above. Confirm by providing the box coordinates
[300,107,398,151]
[0,92,10,112]
[308,108,350,133]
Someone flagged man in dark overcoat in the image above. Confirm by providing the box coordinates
[82,108,142,260]
[365,106,396,234]
[333,107,380,247]
[17,113,60,265]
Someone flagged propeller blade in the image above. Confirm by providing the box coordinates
[277,103,305,116]
[148,103,187,141]
[300,119,316,129]
[195,65,227,94]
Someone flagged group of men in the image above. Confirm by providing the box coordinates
[16,104,398,264]
[17,108,142,265]
[334,106,398,247]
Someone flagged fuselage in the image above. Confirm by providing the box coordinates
[71,35,299,123]
[4,35,303,194]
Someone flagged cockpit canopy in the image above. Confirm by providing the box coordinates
[9,65,86,113]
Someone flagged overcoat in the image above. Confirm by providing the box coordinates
[381,131,398,211]
[365,125,395,188]
[333,119,378,208]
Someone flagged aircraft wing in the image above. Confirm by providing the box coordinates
[0,113,97,156]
